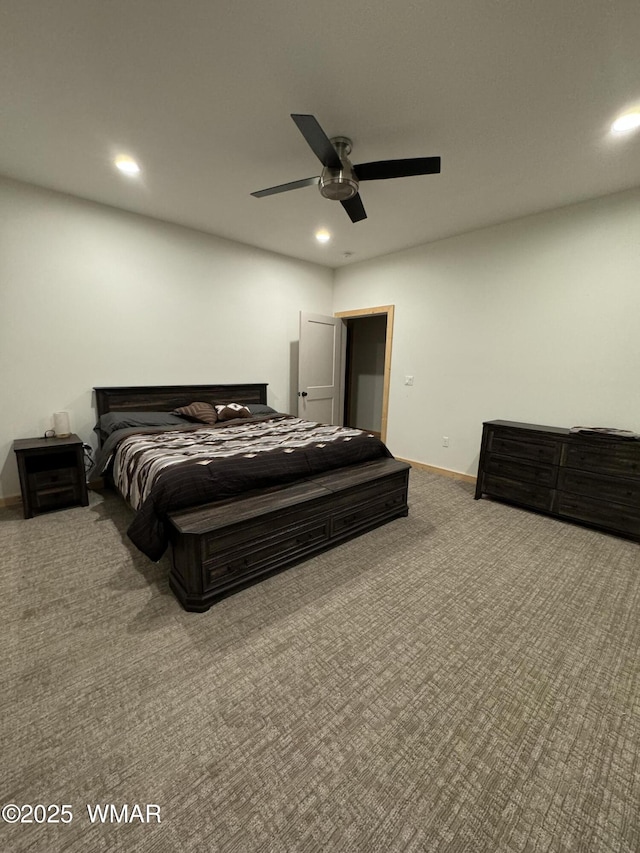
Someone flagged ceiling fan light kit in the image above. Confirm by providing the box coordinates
[319,137,359,201]
[251,114,441,223]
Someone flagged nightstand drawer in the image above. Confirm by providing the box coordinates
[29,467,79,490]
[32,485,80,512]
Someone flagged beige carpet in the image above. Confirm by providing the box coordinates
[1,469,639,852]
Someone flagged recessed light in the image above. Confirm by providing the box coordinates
[611,111,640,134]
[315,229,331,243]
[114,155,141,175]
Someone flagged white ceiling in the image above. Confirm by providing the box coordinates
[2,0,639,268]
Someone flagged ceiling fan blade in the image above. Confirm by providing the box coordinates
[354,157,441,181]
[291,114,342,170]
[251,176,320,198]
[341,193,367,223]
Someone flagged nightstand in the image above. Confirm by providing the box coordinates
[13,434,90,519]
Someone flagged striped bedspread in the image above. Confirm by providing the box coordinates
[114,415,392,560]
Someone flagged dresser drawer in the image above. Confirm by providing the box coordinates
[559,468,640,508]
[487,430,560,464]
[557,493,640,537]
[481,474,554,512]
[565,441,640,478]
[484,455,557,487]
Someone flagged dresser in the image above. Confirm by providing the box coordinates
[475,420,640,540]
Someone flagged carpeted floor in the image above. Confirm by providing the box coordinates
[1,469,639,852]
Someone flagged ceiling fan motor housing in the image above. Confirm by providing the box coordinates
[319,137,359,201]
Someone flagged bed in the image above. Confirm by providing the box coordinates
[93,383,410,611]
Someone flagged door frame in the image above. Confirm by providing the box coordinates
[334,305,394,443]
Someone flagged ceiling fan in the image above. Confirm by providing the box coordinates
[251,114,441,223]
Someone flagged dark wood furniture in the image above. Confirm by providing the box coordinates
[475,420,640,540]
[13,434,89,519]
[169,457,409,611]
[94,383,269,433]
[94,384,410,610]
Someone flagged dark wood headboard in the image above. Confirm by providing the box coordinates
[94,384,268,419]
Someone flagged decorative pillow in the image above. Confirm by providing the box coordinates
[172,401,218,425]
[215,402,252,421]
[94,411,188,439]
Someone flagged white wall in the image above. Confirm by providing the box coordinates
[0,178,333,500]
[3,178,638,500]
[333,188,640,476]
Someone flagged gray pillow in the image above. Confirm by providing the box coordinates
[95,410,188,438]
[246,404,278,415]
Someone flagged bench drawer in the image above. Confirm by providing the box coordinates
[331,488,408,538]
[204,517,331,589]
[168,458,411,611]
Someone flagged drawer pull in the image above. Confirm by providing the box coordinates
[296,533,315,545]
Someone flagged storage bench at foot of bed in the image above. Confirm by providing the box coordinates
[167,458,410,611]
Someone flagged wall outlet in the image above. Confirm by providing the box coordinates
[404,375,414,386]
[442,436,449,447]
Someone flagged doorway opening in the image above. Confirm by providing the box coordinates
[335,306,394,443]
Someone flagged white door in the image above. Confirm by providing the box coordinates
[298,312,345,424]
